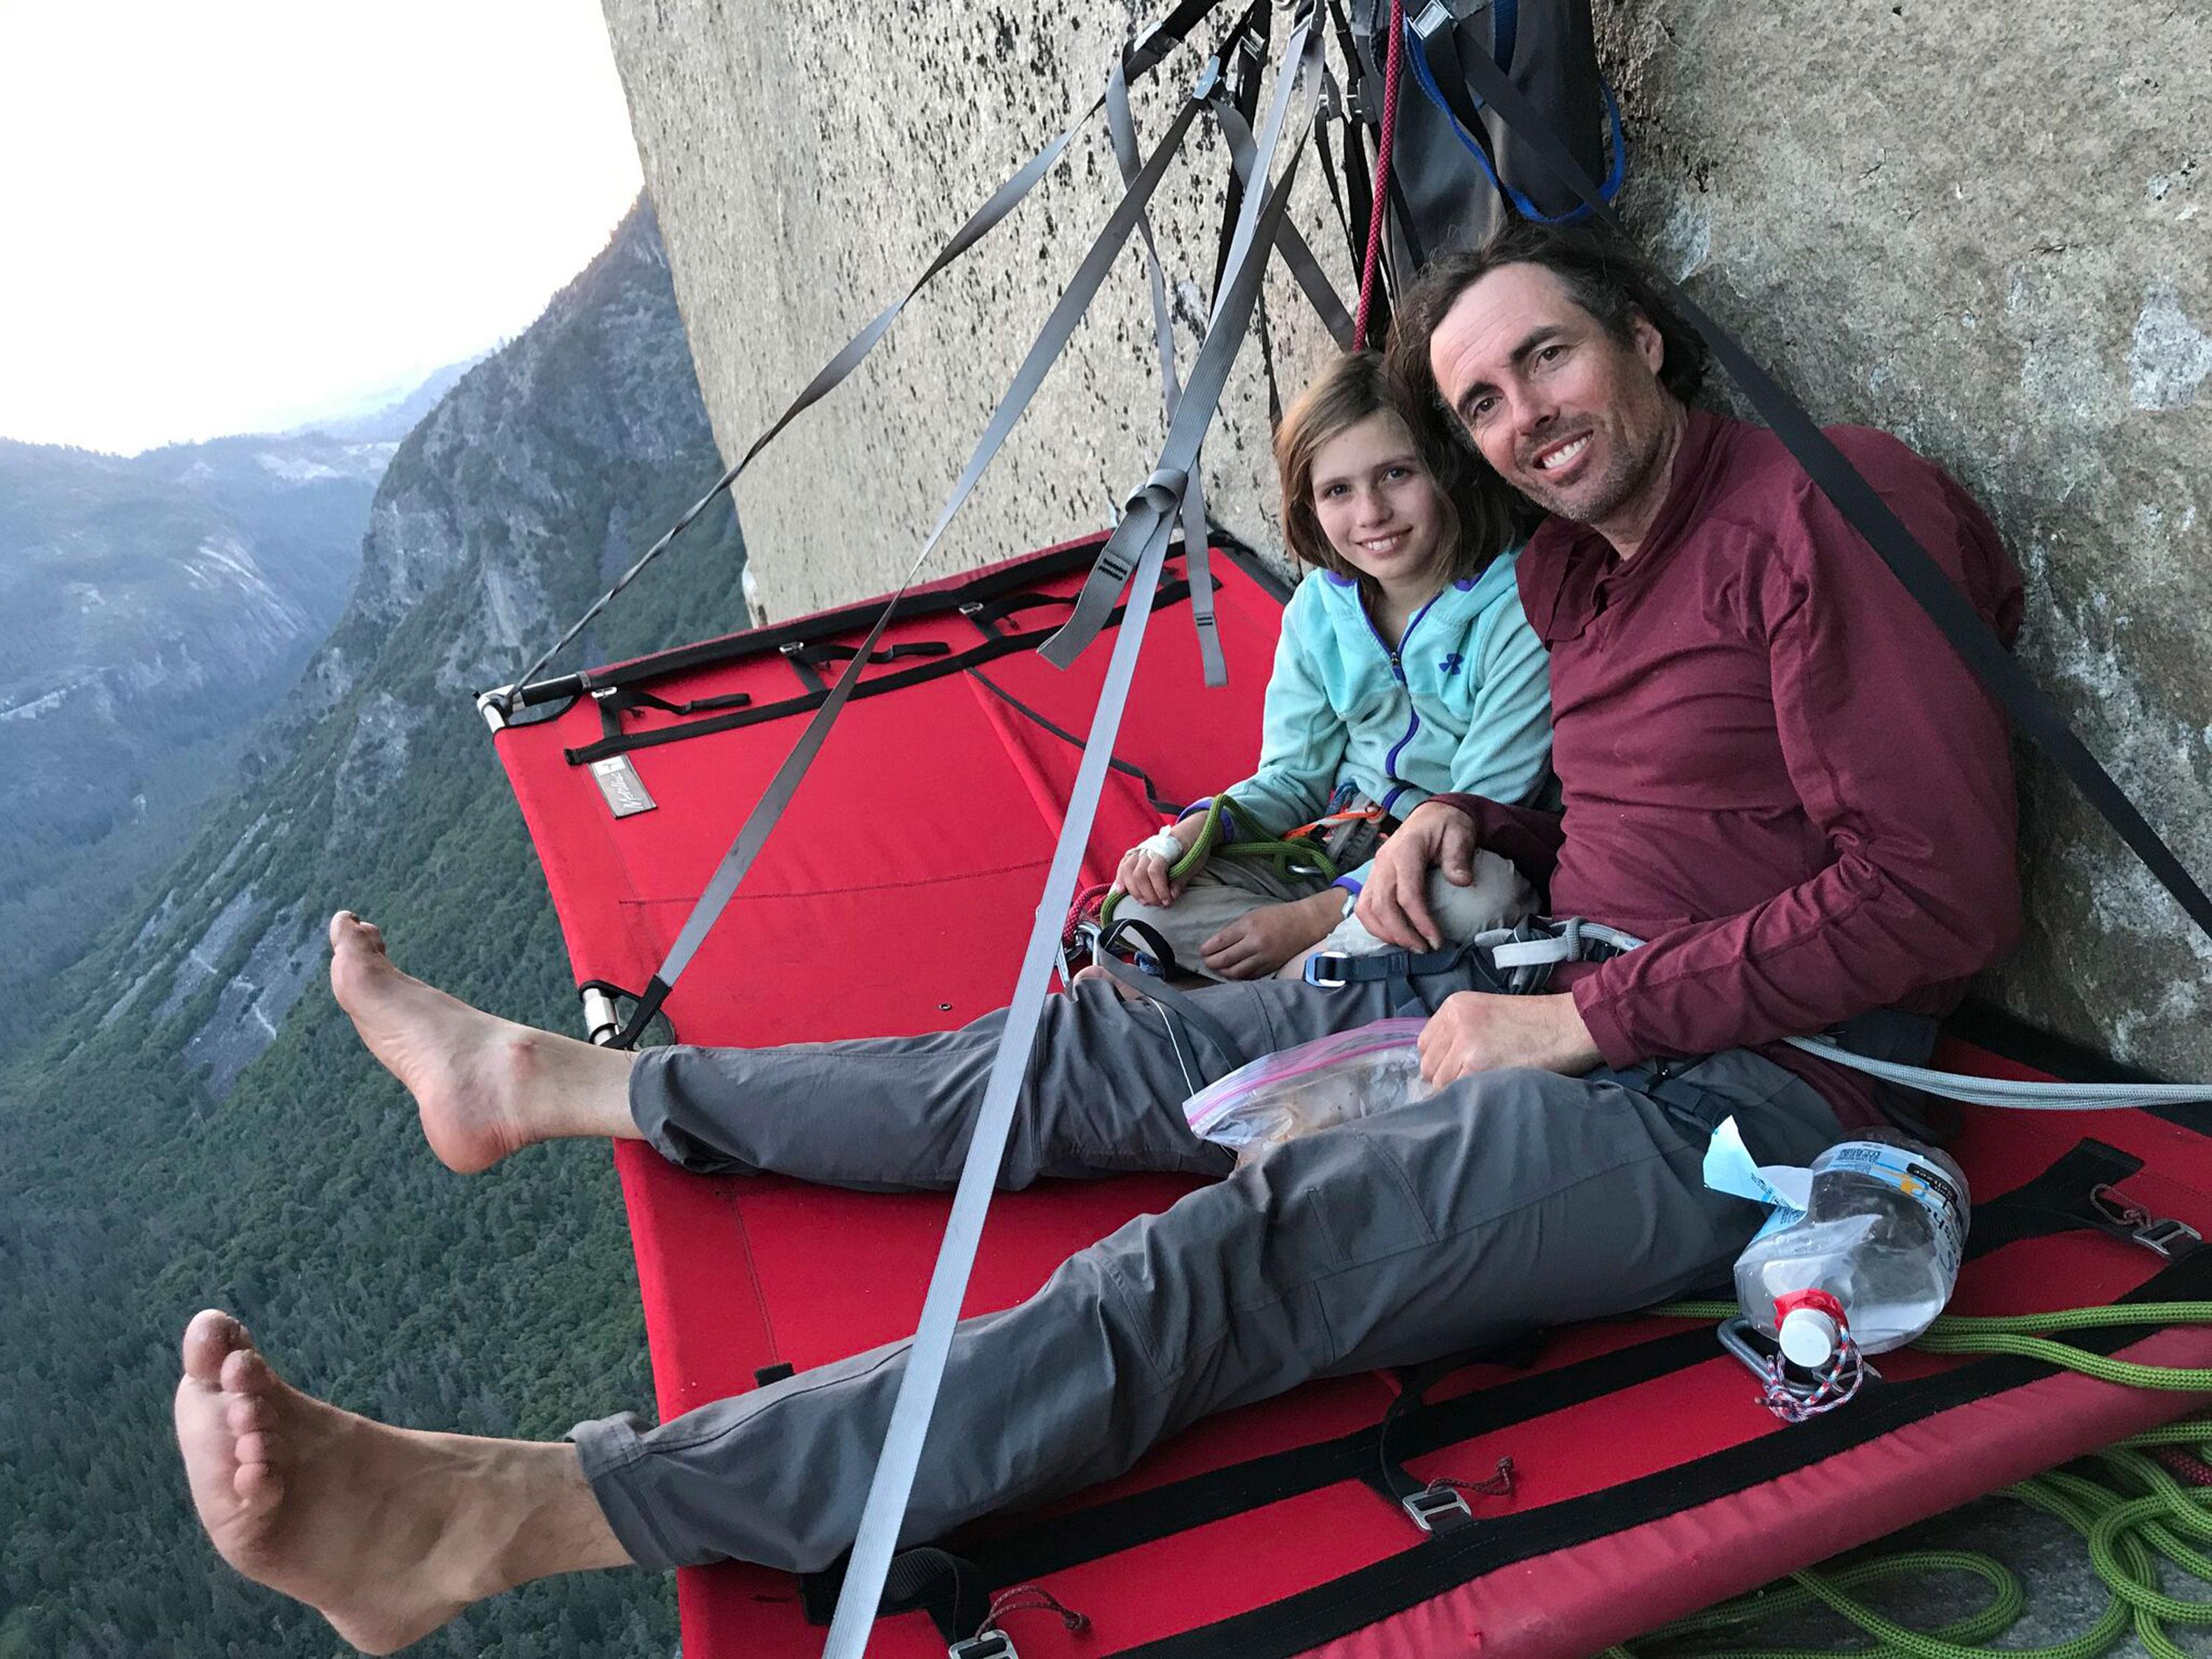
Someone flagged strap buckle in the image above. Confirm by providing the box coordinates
[1401,1483,1472,1533]
[949,1635,1016,1659]
[1304,952,1354,987]
[2090,1184,2203,1258]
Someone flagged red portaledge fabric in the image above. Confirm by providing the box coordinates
[489,538,2212,1659]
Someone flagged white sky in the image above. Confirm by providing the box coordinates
[0,1,644,454]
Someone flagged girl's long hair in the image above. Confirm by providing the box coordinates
[1272,350,1530,601]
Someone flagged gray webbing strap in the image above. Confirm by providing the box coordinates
[823,32,1323,1652]
[612,87,1215,1034]
[1095,953,1256,1077]
[1530,921,2212,1112]
[1781,1037,2212,1112]
[1107,56,1228,689]
[1211,97,1357,348]
[507,4,1225,698]
[1042,7,1325,673]
[820,510,1182,1659]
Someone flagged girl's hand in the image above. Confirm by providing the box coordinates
[1114,817,1206,909]
[1200,889,1344,979]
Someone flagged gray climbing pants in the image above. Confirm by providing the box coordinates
[571,968,1843,1574]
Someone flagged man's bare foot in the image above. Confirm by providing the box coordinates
[174,1310,632,1655]
[327,911,638,1172]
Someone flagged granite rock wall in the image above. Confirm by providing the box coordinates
[601,0,2210,1077]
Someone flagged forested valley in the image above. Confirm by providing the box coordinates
[0,198,748,1658]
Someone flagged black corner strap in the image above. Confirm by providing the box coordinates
[801,1546,991,1644]
[964,668,1186,818]
[592,685,754,743]
[820,1135,2190,1638]
[563,576,1208,766]
[1433,23,2212,947]
[1362,1335,1540,1534]
[1098,1238,2212,1659]
[603,974,673,1053]
[577,978,681,1049]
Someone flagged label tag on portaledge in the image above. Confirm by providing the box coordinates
[590,756,657,818]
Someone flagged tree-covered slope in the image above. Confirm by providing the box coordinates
[0,196,751,1658]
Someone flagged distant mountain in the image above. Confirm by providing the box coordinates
[0,196,744,1658]
[0,428,392,1046]
[292,353,493,443]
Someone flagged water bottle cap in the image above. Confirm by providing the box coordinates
[1779,1306,1841,1368]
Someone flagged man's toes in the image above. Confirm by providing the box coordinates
[220,1344,277,1399]
[329,910,386,952]
[183,1310,249,1385]
[226,1390,271,1437]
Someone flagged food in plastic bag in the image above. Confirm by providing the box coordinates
[1183,1020,1432,1163]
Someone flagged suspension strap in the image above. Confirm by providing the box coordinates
[498,0,1233,701]
[1041,9,1326,675]
[600,55,1226,1050]
[1211,97,1357,347]
[819,27,1326,1655]
[1431,18,2212,950]
[1107,51,1228,689]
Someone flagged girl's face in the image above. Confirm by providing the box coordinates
[1308,409,1449,597]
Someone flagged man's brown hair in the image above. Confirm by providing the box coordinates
[1385,220,1708,431]
[1273,349,1530,599]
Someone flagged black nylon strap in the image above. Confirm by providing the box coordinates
[964,667,1186,818]
[1095,951,1255,1079]
[1430,18,2212,945]
[829,1136,2184,1605]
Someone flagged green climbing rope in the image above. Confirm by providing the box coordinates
[1648,1299,2212,1392]
[1096,793,1340,933]
[1598,1298,2212,1656]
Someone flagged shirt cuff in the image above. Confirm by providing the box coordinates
[1570,970,1641,1071]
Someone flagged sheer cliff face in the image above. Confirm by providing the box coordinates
[602,0,2211,1079]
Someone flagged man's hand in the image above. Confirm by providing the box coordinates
[1113,816,1207,908]
[1418,992,1601,1086]
[1358,799,1481,949]
[1201,890,1344,980]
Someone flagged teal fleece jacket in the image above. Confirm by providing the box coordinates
[1205,551,1554,891]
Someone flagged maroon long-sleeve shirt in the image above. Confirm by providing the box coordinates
[1435,408,2026,1128]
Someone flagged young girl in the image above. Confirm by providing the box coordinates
[1107,349,1551,981]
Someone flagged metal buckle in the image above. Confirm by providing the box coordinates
[2090,1184,2203,1258]
[1716,1316,1882,1402]
[949,1635,1016,1659]
[1402,1484,1472,1533]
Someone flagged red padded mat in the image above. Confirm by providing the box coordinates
[490,538,2212,1658]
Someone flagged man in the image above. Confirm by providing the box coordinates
[174,220,2022,1655]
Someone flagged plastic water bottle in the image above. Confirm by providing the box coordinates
[1732,1134,1971,1369]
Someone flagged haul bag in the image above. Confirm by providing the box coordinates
[487,536,2212,1658]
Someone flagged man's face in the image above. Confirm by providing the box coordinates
[1427,262,1677,537]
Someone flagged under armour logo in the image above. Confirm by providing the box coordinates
[1438,653,1465,677]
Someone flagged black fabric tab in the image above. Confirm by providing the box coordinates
[563,574,1211,767]
[753,1361,796,1388]
[859,1132,2183,1599]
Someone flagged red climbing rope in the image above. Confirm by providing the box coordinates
[1353,0,1407,348]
